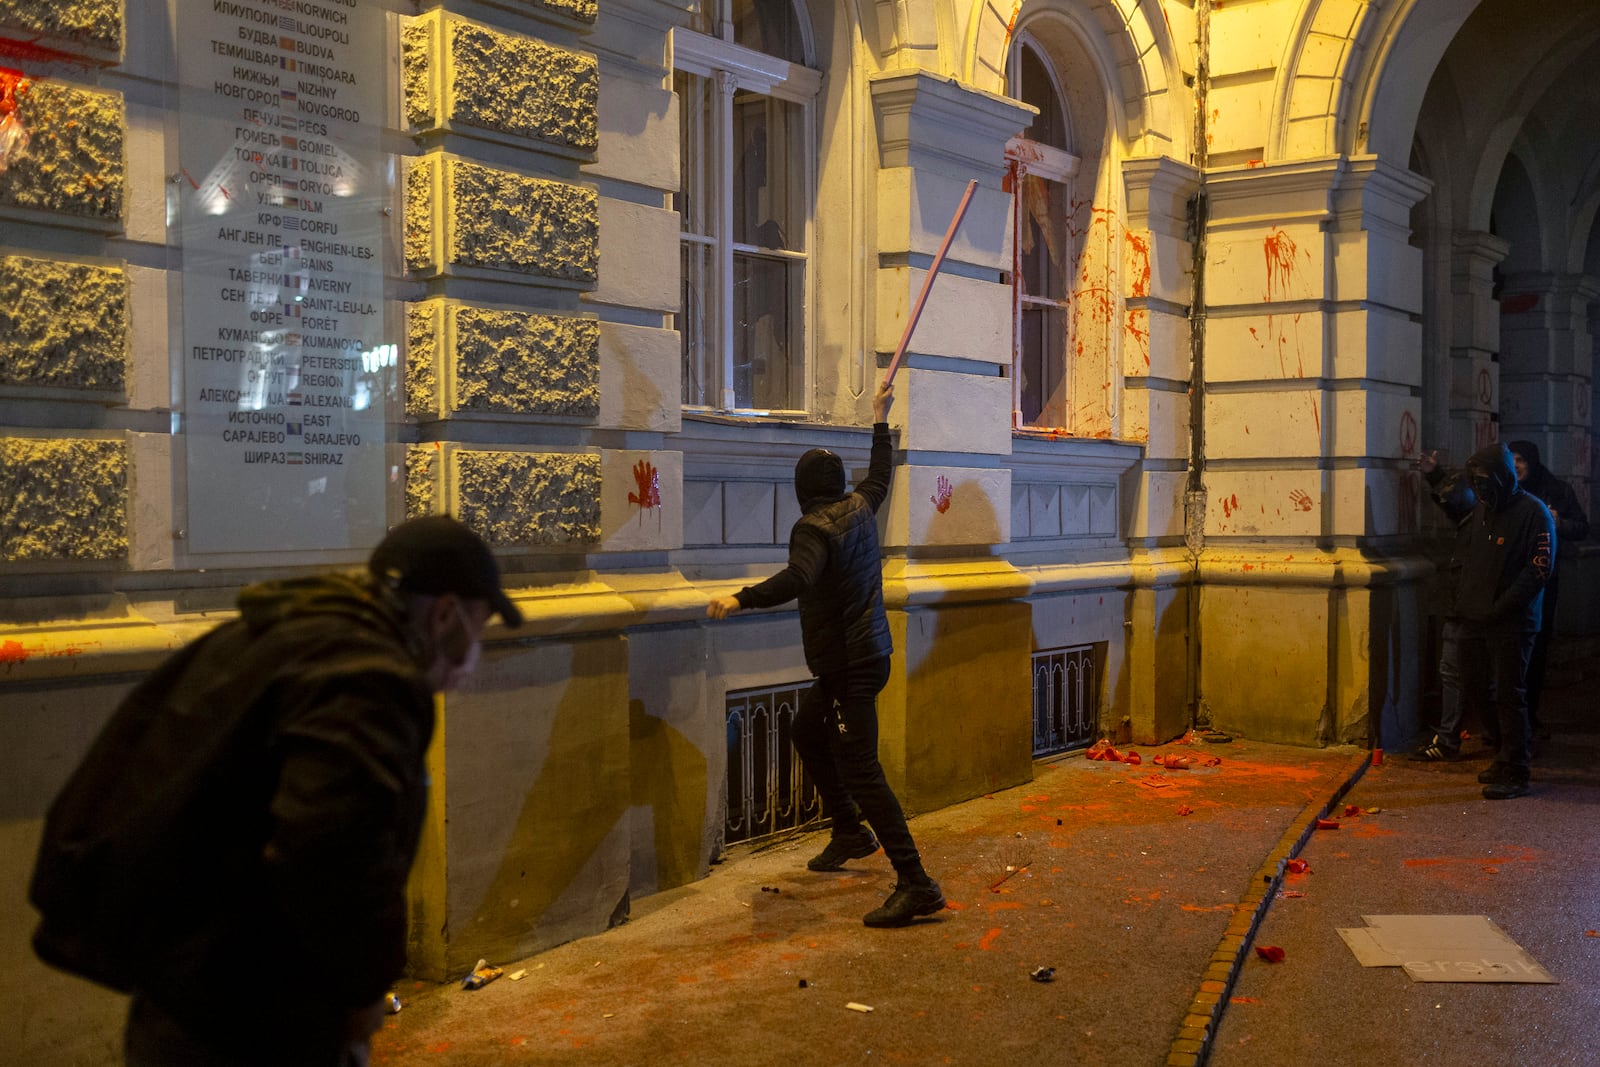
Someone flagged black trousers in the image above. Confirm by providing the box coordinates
[1457,621,1536,775]
[793,657,924,879]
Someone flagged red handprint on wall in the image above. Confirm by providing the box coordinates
[1289,489,1313,512]
[629,460,661,510]
[931,475,953,514]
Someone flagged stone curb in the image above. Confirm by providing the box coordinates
[1162,746,1375,1066]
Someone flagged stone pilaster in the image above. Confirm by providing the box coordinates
[1197,156,1430,748]
[868,70,1030,552]
[1447,231,1510,463]
[1497,271,1598,498]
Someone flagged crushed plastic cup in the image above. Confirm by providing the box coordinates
[1030,966,1056,982]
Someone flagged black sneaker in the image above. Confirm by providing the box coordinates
[807,829,879,871]
[1482,778,1530,800]
[1407,735,1459,761]
[1478,763,1513,785]
[863,879,946,927]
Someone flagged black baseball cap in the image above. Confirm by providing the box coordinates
[368,515,523,628]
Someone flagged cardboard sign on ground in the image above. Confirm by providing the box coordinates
[1335,915,1556,983]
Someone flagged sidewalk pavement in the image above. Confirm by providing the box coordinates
[372,736,1372,1067]
[1210,684,1600,1067]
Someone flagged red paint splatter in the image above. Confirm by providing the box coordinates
[977,927,1003,951]
[1,639,32,663]
[0,66,30,116]
[628,459,661,511]
[1126,231,1151,298]
[1399,410,1418,457]
[931,475,953,514]
[1220,493,1238,518]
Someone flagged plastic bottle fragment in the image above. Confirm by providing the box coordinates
[845,1002,874,1013]
[1255,945,1285,963]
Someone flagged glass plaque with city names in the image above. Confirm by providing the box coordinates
[178,0,388,554]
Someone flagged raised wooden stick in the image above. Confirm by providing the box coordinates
[884,178,979,384]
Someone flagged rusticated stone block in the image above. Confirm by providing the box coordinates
[0,253,127,391]
[401,20,437,128]
[406,301,599,419]
[0,0,122,56]
[454,450,599,546]
[405,303,441,417]
[403,12,597,152]
[0,436,126,562]
[406,443,440,518]
[451,305,599,417]
[405,153,597,282]
[0,79,125,222]
[404,156,438,274]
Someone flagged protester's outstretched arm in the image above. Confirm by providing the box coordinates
[707,525,829,617]
[858,380,895,514]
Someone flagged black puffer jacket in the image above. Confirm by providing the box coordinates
[31,574,435,1059]
[736,425,895,674]
[1454,444,1557,632]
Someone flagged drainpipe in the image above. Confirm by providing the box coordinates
[1185,0,1211,730]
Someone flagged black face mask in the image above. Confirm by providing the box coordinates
[1470,470,1498,510]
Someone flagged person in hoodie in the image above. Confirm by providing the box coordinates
[1506,440,1589,735]
[1409,462,1480,761]
[29,515,521,1066]
[706,379,945,928]
[1420,444,1555,798]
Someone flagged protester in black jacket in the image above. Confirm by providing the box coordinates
[30,516,521,1066]
[707,380,945,928]
[1507,440,1589,733]
[1410,464,1478,760]
[1439,444,1556,797]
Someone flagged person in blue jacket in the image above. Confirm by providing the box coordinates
[707,380,945,927]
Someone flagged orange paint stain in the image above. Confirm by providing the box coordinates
[1,639,32,663]
[977,927,1003,951]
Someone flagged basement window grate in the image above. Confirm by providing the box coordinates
[725,680,824,846]
[1033,644,1098,757]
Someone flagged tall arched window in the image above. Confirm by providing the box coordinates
[1007,35,1080,429]
[674,0,820,413]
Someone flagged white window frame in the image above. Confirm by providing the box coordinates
[673,14,821,416]
[1007,34,1081,432]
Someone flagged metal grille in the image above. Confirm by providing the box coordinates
[1033,644,1099,756]
[725,680,823,845]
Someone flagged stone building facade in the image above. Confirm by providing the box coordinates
[3,0,1597,1057]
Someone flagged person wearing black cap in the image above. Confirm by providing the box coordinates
[1506,440,1589,736]
[30,515,521,1066]
[707,380,945,928]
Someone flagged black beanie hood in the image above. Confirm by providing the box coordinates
[1466,443,1518,510]
[1507,439,1542,470]
[794,448,847,507]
